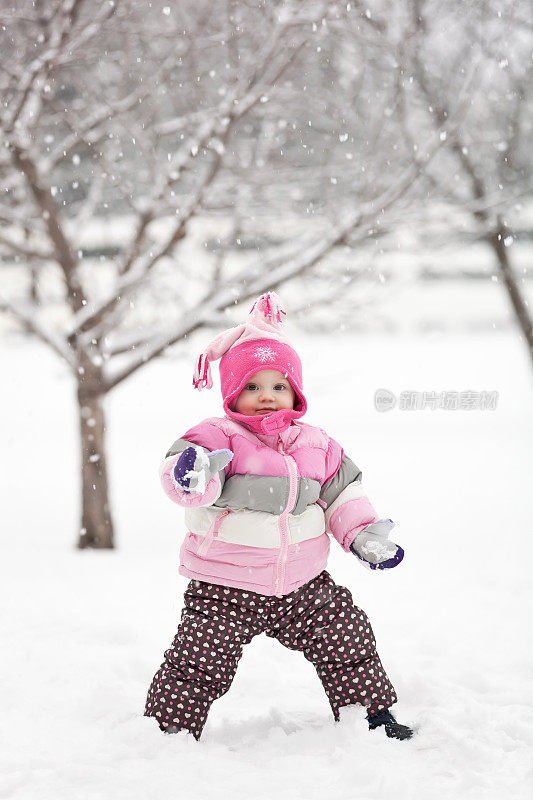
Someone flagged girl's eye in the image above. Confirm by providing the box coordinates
[245,383,288,391]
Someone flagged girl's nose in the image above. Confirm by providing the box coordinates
[259,389,274,401]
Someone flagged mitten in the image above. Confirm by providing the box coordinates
[350,519,404,570]
[173,446,233,494]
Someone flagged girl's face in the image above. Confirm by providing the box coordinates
[234,369,296,416]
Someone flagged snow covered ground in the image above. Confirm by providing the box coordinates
[1,328,532,800]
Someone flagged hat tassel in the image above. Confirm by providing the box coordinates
[193,352,213,390]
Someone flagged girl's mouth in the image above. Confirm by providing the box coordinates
[256,408,276,414]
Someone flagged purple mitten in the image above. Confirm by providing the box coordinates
[366,545,404,570]
[350,519,405,570]
[173,447,198,493]
[173,446,233,494]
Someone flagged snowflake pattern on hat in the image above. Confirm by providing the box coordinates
[254,344,276,362]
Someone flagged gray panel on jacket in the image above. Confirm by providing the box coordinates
[214,474,321,516]
[165,438,226,491]
[319,454,362,509]
[293,476,321,514]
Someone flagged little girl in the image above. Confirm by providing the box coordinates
[144,293,413,741]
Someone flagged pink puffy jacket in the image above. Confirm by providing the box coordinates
[160,416,382,597]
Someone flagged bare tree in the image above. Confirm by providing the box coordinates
[391,0,533,364]
[0,0,477,548]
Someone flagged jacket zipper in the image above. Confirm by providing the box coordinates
[273,440,299,596]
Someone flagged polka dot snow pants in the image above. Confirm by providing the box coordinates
[144,570,397,739]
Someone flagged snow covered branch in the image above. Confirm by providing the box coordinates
[9,144,84,312]
[2,0,531,385]
[0,295,77,368]
[0,231,53,262]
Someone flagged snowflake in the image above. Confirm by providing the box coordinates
[254,345,276,362]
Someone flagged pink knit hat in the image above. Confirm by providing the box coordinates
[192,293,307,435]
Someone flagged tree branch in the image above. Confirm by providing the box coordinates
[0,295,77,368]
[0,231,53,261]
[10,143,84,312]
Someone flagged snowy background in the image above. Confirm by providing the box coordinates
[1,0,533,797]
[2,323,533,800]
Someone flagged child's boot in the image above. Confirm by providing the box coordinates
[367,709,414,740]
[159,722,195,738]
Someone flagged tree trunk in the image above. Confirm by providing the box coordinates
[76,387,115,548]
[488,219,533,371]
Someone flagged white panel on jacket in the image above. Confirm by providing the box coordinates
[184,504,326,548]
